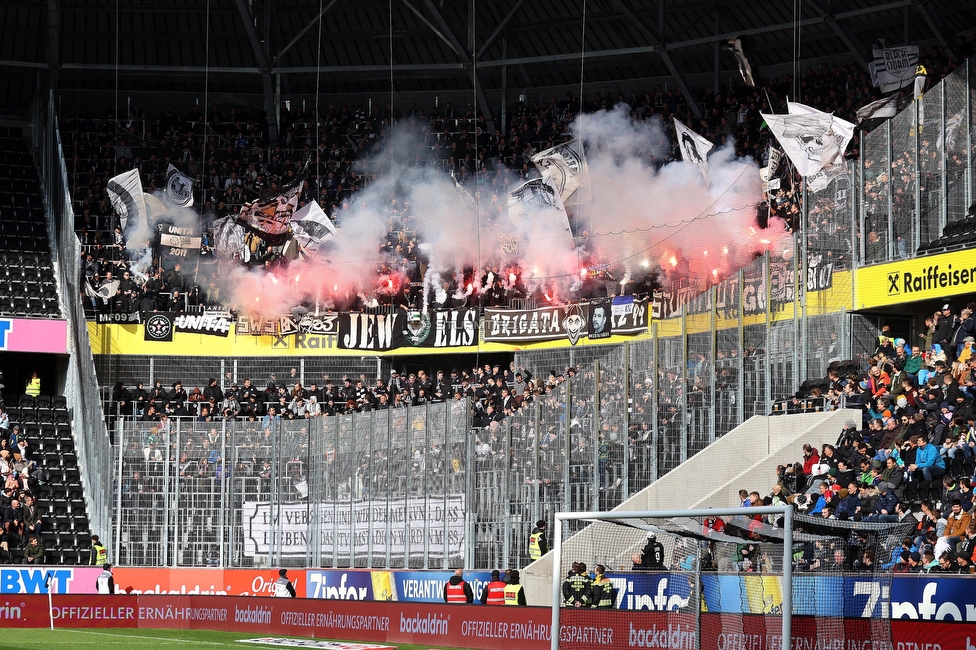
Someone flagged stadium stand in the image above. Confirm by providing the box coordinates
[2,3,976,600]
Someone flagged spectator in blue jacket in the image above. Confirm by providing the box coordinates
[908,436,946,481]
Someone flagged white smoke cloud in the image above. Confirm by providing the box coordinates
[195,106,788,318]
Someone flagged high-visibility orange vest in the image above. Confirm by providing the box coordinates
[445,582,468,603]
[485,581,507,605]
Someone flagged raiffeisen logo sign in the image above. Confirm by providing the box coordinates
[857,248,976,309]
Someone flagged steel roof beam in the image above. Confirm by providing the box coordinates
[272,0,340,66]
[607,0,702,118]
[806,0,869,71]
[235,0,278,143]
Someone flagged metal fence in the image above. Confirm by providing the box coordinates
[860,59,976,263]
[33,90,115,547]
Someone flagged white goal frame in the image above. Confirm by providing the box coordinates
[550,505,794,650]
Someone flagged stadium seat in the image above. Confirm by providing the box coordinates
[18,394,34,408]
[52,395,67,410]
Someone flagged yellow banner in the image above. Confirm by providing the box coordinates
[856,250,976,309]
[88,321,651,357]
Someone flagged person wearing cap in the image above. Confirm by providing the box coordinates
[274,568,296,597]
[203,377,222,403]
[89,534,109,565]
[96,563,115,594]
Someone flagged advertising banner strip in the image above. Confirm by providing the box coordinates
[0,317,68,354]
[856,247,976,309]
[5,593,976,650]
[484,298,649,344]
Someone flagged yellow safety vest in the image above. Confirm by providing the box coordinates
[528,532,544,560]
[93,543,108,565]
[503,583,523,605]
[591,576,614,608]
[25,377,41,397]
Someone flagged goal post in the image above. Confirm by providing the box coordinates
[550,506,794,650]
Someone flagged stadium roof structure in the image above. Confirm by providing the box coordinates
[0,0,973,125]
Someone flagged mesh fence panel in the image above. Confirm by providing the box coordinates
[919,84,946,247]
[890,107,918,259]
[944,64,971,224]
[861,123,891,264]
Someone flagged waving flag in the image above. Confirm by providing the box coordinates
[762,103,853,182]
[869,46,919,93]
[531,138,590,203]
[673,118,714,182]
[107,169,146,232]
[856,95,899,123]
[165,164,194,207]
[290,200,337,258]
[238,185,301,237]
[213,215,249,262]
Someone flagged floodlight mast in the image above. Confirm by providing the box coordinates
[549,505,793,650]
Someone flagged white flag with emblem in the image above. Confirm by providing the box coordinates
[672,118,714,182]
[530,138,590,203]
[165,164,194,207]
[762,103,853,181]
[290,200,337,258]
[869,45,919,93]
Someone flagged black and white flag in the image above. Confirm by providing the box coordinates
[165,164,194,208]
[869,45,919,93]
[107,169,146,232]
[673,118,714,182]
[290,200,336,258]
[508,176,570,227]
[762,103,853,181]
[856,95,899,123]
[530,138,590,203]
[727,38,755,87]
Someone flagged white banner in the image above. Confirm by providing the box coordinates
[869,45,919,93]
[672,118,713,182]
[160,233,202,249]
[242,495,465,560]
[530,138,589,202]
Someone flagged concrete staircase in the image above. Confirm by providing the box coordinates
[521,408,860,605]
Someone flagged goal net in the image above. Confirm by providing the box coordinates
[550,507,913,650]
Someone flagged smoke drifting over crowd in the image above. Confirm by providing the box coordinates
[136,106,789,318]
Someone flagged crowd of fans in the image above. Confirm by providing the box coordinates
[745,301,976,573]
[67,43,970,317]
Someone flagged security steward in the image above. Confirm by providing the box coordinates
[274,568,296,597]
[480,569,507,605]
[443,568,474,603]
[562,562,591,607]
[528,520,548,561]
[590,564,615,608]
[504,569,526,606]
[90,535,108,566]
[95,563,115,594]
